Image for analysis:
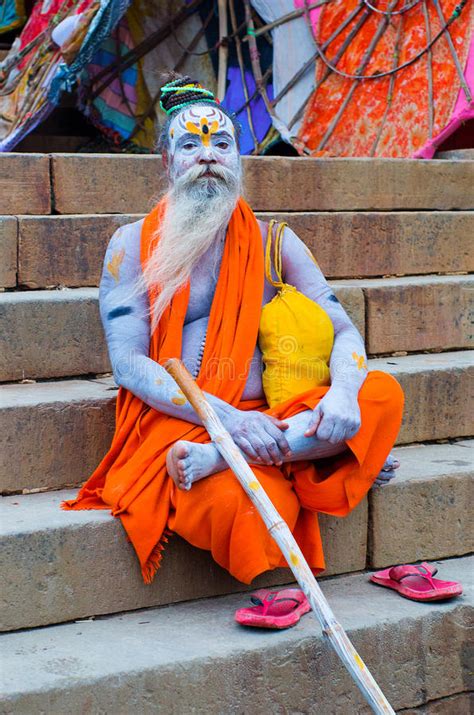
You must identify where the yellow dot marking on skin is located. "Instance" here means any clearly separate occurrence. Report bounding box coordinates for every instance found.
[248,480,260,491]
[352,352,368,371]
[185,117,220,147]
[107,248,125,283]
[354,654,365,670]
[171,396,187,405]
[290,551,299,567]
[171,389,187,405]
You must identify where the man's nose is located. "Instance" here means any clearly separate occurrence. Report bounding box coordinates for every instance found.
[198,146,217,163]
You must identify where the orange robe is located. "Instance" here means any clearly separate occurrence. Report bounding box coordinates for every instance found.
[63,197,404,584]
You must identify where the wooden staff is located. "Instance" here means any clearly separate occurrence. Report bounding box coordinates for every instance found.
[217,0,228,101]
[164,358,395,715]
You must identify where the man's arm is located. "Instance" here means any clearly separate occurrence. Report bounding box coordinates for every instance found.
[100,222,292,464]
[99,222,235,425]
[280,225,367,442]
[100,221,198,420]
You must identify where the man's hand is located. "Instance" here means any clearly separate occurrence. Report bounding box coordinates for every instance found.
[304,385,361,444]
[220,408,291,465]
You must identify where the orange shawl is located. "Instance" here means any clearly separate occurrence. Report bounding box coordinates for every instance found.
[63,196,268,581]
[64,195,404,583]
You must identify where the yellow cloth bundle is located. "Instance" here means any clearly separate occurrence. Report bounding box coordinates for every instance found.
[259,221,334,407]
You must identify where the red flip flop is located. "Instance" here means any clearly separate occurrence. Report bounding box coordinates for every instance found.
[234,588,311,629]
[370,562,463,602]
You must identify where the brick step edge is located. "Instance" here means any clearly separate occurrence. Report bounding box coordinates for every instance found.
[1,350,473,494]
[4,211,473,289]
[1,278,473,382]
[0,442,471,631]
[0,556,471,714]
[1,154,474,214]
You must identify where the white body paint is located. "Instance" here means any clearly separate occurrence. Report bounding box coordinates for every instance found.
[168,104,237,173]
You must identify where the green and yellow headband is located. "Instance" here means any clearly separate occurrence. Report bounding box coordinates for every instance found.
[159,77,218,116]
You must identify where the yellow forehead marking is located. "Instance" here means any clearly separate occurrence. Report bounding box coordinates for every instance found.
[185,117,220,147]
[107,248,125,283]
[352,352,367,371]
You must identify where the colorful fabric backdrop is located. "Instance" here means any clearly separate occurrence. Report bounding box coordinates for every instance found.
[296,0,473,158]
[0,0,129,151]
[0,0,26,34]
[0,0,472,156]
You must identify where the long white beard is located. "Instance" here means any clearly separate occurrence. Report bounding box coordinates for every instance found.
[138,161,242,334]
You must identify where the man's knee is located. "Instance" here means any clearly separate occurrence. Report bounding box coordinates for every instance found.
[191,469,245,513]
[201,466,300,529]
[362,370,404,409]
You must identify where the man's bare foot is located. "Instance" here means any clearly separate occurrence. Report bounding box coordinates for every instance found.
[166,440,225,491]
[166,410,350,491]
[373,453,400,487]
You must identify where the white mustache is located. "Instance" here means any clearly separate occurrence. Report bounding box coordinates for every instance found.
[173,162,237,188]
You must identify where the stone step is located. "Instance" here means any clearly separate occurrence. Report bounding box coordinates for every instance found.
[1,154,473,215]
[0,284,366,382]
[0,556,471,714]
[337,274,473,354]
[371,351,474,444]
[0,378,116,494]
[2,275,472,381]
[1,442,471,631]
[50,154,474,213]
[8,211,473,289]
[0,288,110,381]
[436,148,474,160]
[1,352,472,494]
[0,216,17,288]
[368,440,473,569]
[0,154,51,215]
[0,488,367,631]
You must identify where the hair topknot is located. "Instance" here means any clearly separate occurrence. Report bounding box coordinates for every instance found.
[156,72,242,154]
[159,73,218,116]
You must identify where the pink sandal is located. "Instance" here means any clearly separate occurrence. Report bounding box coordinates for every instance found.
[370,562,463,602]
[235,588,311,629]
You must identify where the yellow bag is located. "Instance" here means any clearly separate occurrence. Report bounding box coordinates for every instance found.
[258,220,334,407]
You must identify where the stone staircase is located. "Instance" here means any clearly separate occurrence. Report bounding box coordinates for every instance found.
[0,153,473,714]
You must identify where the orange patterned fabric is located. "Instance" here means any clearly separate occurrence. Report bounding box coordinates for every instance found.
[298,0,473,157]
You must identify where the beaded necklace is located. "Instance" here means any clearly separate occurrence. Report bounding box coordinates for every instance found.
[192,328,207,379]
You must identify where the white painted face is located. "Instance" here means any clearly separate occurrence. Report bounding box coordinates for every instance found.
[167,104,239,180]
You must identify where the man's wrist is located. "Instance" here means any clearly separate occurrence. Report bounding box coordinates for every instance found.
[328,380,361,400]
[207,395,237,425]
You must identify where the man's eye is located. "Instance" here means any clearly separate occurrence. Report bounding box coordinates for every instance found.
[217,141,229,149]
[183,143,195,150]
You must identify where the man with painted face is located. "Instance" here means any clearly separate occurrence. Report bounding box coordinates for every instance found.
[64,76,404,588]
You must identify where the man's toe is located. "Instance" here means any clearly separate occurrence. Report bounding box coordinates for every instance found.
[175,442,190,459]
